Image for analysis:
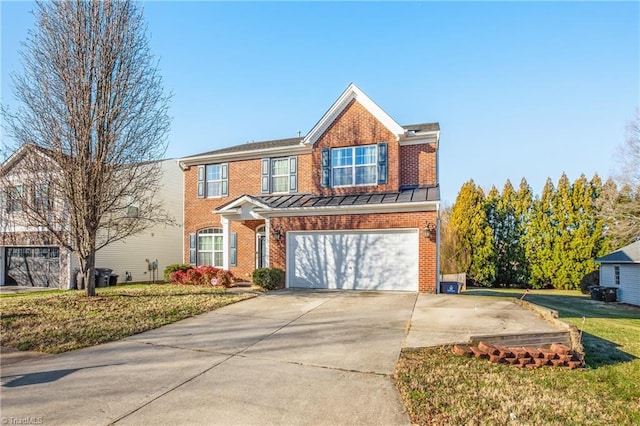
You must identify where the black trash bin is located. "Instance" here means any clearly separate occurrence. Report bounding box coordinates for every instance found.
[95,268,113,288]
[440,282,461,294]
[589,286,604,301]
[603,287,618,303]
[109,274,119,286]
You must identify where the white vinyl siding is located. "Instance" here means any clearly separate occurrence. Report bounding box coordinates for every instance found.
[600,263,640,306]
[94,160,183,284]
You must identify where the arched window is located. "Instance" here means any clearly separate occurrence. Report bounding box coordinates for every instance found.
[197,228,223,267]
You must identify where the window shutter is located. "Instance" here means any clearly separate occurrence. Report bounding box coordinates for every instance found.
[197,166,205,198]
[230,232,237,267]
[189,233,197,264]
[377,143,388,185]
[321,148,331,188]
[289,156,298,193]
[221,163,228,197]
[261,158,270,194]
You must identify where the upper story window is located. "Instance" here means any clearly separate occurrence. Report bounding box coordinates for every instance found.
[331,146,377,187]
[197,164,228,198]
[34,183,52,213]
[262,156,297,194]
[321,143,387,188]
[614,265,620,285]
[5,184,24,213]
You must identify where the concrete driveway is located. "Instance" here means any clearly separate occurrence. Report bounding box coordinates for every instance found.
[1,290,415,425]
[0,290,561,425]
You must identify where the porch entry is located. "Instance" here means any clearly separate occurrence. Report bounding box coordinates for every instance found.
[256,225,267,269]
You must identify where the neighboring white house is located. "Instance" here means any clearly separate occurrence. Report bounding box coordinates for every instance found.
[92,159,183,285]
[596,240,640,307]
[1,148,183,288]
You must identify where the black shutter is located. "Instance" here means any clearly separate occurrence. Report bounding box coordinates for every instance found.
[261,158,270,194]
[197,166,205,197]
[377,143,387,185]
[221,164,228,197]
[230,232,237,267]
[321,148,331,188]
[289,156,297,193]
[189,233,197,264]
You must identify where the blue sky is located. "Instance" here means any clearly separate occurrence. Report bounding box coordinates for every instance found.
[1,1,638,205]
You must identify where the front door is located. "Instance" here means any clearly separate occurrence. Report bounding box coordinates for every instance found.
[256,231,267,269]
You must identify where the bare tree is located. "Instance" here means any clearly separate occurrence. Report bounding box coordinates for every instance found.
[2,1,171,296]
[599,110,640,245]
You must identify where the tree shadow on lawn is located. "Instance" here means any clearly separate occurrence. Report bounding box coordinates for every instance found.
[581,332,637,368]
[464,288,640,320]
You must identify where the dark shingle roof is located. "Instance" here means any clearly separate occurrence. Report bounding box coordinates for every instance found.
[253,186,440,209]
[596,241,640,263]
[402,122,440,132]
[183,121,439,160]
[183,137,303,159]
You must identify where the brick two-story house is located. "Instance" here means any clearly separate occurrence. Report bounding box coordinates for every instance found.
[178,84,440,292]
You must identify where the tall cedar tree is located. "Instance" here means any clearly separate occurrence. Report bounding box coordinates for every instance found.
[525,178,555,287]
[514,178,533,284]
[2,1,171,296]
[449,180,495,285]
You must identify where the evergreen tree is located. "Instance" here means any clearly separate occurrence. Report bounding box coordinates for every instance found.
[514,178,533,285]
[449,180,496,285]
[526,178,555,288]
[549,173,575,289]
[495,180,522,286]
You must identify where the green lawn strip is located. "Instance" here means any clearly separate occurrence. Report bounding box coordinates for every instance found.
[395,289,640,425]
[0,284,255,354]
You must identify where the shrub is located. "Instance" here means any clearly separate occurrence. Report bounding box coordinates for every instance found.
[580,270,600,294]
[199,265,221,286]
[216,269,234,288]
[169,265,234,287]
[164,264,192,282]
[252,268,284,291]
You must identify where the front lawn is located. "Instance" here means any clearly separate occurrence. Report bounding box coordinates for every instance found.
[395,289,640,425]
[0,284,255,353]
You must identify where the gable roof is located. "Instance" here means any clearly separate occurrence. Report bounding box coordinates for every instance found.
[303,83,405,146]
[596,240,640,264]
[0,144,55,177]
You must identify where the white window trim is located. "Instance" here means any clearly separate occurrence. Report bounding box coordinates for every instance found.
[205,164,224,198]
[270,158,290,194]
[197,228,224,268]
[331,145,378,188]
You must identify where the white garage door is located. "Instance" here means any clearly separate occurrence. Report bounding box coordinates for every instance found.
[286,229,418,291]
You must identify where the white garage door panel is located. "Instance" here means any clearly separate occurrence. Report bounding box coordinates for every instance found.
[287,230,418,291]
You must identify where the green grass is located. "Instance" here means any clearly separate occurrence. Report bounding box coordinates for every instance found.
[395,288,640,425]
[0,284,255,353]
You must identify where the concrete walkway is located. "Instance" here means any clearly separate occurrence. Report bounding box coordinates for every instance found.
[0,290,562,425]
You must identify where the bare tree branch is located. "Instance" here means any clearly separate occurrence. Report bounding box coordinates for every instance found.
[1,0,171,296]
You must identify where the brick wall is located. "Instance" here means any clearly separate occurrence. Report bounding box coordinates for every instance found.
[268,211,438,293]
[312,99,400,195]
[399,143,437,187]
